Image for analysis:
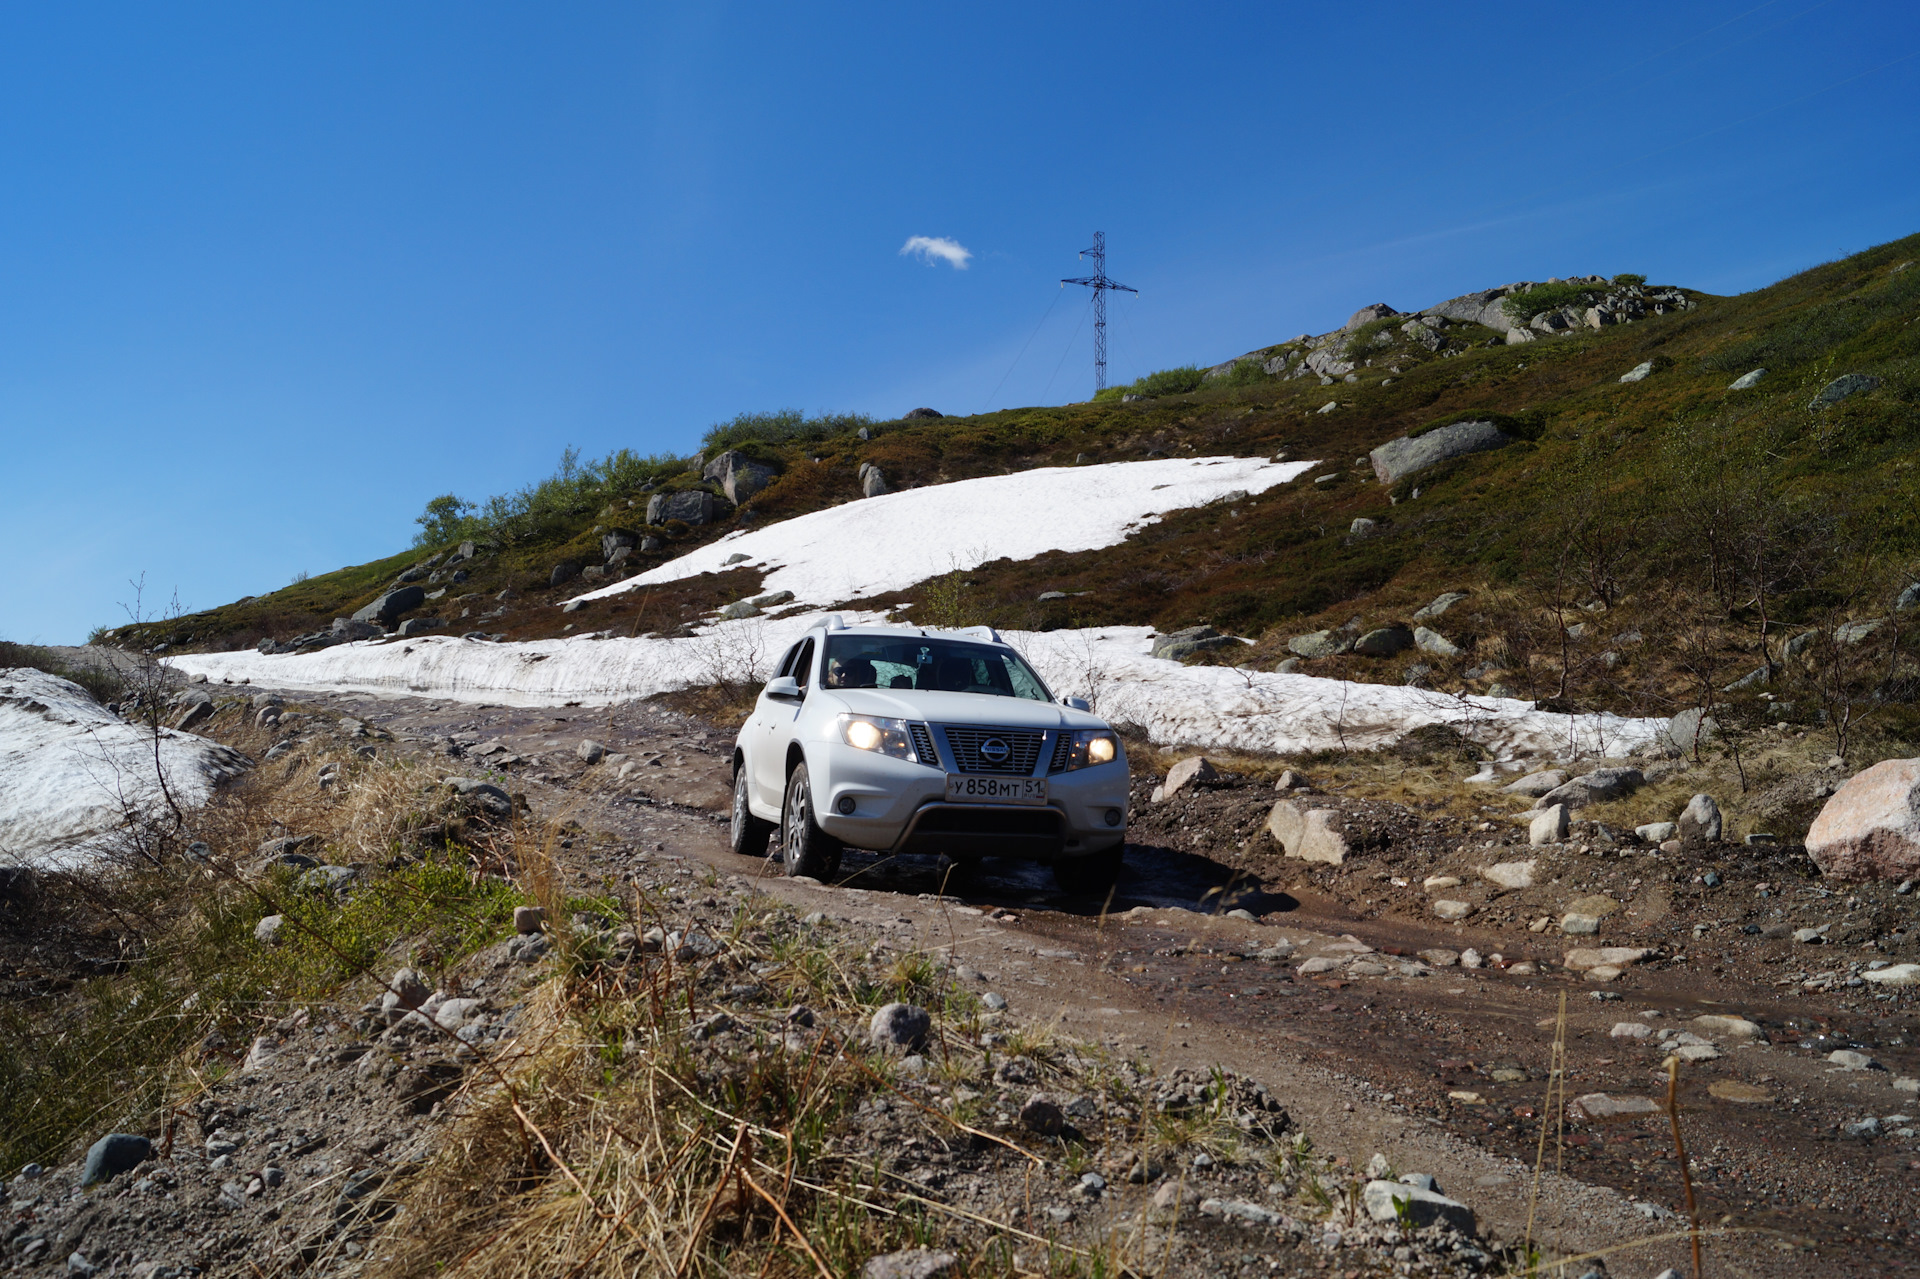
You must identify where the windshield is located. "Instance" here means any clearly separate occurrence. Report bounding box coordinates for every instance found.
[822,635,1053,702]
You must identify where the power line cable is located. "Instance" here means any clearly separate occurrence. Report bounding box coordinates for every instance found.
[1041,296,1092,403]
[979,287,1064,414]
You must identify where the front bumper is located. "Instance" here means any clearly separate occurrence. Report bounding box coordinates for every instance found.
[810,744,1127,860]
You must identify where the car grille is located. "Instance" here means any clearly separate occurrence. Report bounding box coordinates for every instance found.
[1048,731,1073,773]
[938,725,1044,775]
[908,722,938,767]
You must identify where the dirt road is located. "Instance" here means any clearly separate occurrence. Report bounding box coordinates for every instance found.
[242,679,1920,1278]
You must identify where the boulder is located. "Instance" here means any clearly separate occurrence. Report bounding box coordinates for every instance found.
[1349,517,1379,538]
[1534,767,1644,810]
[1362,1180,1475,1233]
[173,701,214,731]
[1805,758,1920,880]
[1837,620,1883,645]
[351,586,426,626]
[862,1250,957,1279]
[1152,626,1238,661]
[1345,303,1400,330]
[1862,963,1920,987]
[1636,822,1677,843]
[1411,591,1469,620]
[1287,629,1352,659]
[1413,626,1461,657]
[862,467,890,498]
[1809,373,1882,408]
[1352,624,1413,658]
[1155,756,1218,802]
[646,490,725,526]
[1432,900,1474,921]
[902,407,943,420]
[1368,420,1514,484]
[549,562,581,589]
[577,740,607,765]
[601,529,639,560]
[1504,770,1567,798]
[1662,708,1718,754]
[719,601,762,620]
[1530,804,1570,845]
[1422,287,1517,334]
[701,451,779,505]
[1569,1093,1660,1120]
[1619,362,1655,383]
[1693,1015,1763,1040]
[1678,794,1723,843]
[396,617,442,637]
[1266,800,1348,864]
[1728,368,1766,390]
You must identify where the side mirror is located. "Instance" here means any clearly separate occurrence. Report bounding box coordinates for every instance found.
[1062,696,1091,711]
[764,676,803,701]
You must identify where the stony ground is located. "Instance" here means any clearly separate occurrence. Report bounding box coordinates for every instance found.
[5,674,1919,1277]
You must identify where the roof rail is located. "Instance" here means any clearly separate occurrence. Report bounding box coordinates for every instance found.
[958,625,1004,643]
[823,613,846,632]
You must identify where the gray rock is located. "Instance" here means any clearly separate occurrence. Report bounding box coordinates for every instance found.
[1362,1179,1475,1233]
[513,905,546,935]
[173,701,214,731]
[1037,591,1067,601]
[861,467,890,498]
[1728,368,1766,390]
[1412,591,1468,620]
[81,1133,152,1187]
[903,407,943,419]
[300,864,358,895]
[1019,1093,1065,1135]
[646,490,726,526]
[1810,373,1882,408]
[1504,770,1567,798]
[1152,625,1238,661]
[577,740,606,765]
[352,586,427,626]
[600,529,638,560]
[1534,767,1644,810]
[1349,517,1379,538]
[448,777,514,816]
[1369,420,1514,484]
[701,451,779,505]
[1663,708,1719,754]
[640,535,664,551]
[549,562,581,589]
[1636,822,1677,842]
[396,617,443,637]
[1274,657,1301,673]
[254,914,285,944]
[752,590,796,608]
[1287,629,1352,659]
[862,1250,958,1279]
[1678,793,1723,843]
[1267,800,1348,864]
[1896,583,1920,612]
[1619,362,1655,383]
[1723,664,1772,691]
[1778,631,1815,665]
[380,967,430,1022]
[1837,619,1883,645]
[869,1002,931,1053]
[1530,804,1570,846]
[1352,624,1413,658]
[1345,302,1400,329]
[719,600,762,620]
[1156,756,1218,801]
[1413,626,1461,657]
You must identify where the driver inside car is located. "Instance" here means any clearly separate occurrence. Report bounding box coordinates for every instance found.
[824,655,878,688]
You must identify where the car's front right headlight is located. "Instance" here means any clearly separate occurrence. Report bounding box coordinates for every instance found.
[837,713,918,761]
[1059,729,1119,771]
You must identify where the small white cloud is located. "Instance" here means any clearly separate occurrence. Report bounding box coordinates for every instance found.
[899,235,972,270]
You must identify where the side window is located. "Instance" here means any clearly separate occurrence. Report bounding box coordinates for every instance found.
[775,643,802,679]
[793,640,815,689]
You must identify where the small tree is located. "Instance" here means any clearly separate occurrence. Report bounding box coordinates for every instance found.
[414,494,476,547]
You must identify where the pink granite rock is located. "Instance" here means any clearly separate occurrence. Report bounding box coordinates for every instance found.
[1806,758,1920,881]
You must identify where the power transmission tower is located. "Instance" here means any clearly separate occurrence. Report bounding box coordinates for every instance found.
[1061,231,1136,394]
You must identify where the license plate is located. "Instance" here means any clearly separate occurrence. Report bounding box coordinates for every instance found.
[945,774,1047,805]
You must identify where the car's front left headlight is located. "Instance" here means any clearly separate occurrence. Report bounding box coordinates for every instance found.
[1059,729,1119,771]
[837,713,918,761]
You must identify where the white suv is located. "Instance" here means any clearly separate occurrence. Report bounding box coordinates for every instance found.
[730,617,1130,892]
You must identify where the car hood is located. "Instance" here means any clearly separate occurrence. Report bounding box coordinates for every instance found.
[822,689,1109,731]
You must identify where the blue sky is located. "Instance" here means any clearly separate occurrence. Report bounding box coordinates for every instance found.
[3,2,1917,643]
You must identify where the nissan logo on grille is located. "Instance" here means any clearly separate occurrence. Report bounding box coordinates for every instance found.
[978,737,1011,765]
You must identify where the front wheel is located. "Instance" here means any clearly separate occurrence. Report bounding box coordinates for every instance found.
[730,764,773,859]
[781,762,842,880]
[1052,845,1123,895]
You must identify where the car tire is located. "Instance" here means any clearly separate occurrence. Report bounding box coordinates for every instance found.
[781,762,842,880]
[730,764,773,859]
[1052,845,1123,895]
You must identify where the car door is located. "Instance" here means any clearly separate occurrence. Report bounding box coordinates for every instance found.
[754,636,814,810]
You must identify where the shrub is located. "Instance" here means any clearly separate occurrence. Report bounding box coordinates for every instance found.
[413,446,692,548]
[1095,365,1208,401]
[700,409,877,453]
[1612,272,1647,287]
[0,640,126,704]
[1500,281,1601,324]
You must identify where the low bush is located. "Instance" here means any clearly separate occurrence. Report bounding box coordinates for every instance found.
[1499,281,1602,324]
[700,409,878,453]
[1094,365,1207,401]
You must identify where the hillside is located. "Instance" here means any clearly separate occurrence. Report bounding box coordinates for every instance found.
[114,233,1920,754]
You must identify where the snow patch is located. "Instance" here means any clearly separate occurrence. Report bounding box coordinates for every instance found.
[164,619,1664,762]
[569,454,1317,609]
[1,668,251,867]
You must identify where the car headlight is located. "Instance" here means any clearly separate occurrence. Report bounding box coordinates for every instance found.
[1060,729,1119,771]
[837,714,918,761]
